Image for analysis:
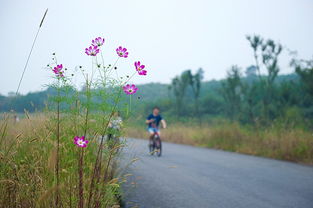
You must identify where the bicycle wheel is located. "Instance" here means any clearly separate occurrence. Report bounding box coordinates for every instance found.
[149,139,155,155]
[155,137,162,157]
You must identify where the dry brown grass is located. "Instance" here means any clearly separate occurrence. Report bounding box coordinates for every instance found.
[0,114,52,207]
[126,122,313,164]
[0,113,123,207]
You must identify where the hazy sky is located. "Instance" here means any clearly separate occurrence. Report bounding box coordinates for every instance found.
[0,0,312,95]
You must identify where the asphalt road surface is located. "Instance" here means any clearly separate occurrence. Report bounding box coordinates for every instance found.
[121,138,313,208]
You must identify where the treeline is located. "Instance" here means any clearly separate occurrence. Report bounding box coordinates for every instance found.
[1,35,313,128]
[135,35,313,127]
[0,90,49,112]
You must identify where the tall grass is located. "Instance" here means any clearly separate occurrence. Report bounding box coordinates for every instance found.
[126,121,313,164]
[1,36,145,207]
[0,113,125,207]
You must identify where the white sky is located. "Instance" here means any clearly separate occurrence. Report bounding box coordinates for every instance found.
[0,0,312,95]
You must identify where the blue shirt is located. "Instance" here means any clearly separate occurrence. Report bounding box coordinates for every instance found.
[147,114,163,128]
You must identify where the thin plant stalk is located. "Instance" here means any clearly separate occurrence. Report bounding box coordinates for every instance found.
[87,50,122,208]
[94,148,114,208]
[55,78,61,208]
[79,76,91,208]
[16,9,48,95]
[87,90,122,208]
[78,148,84,208]
[129,94,132,114]
[107,57,120,76]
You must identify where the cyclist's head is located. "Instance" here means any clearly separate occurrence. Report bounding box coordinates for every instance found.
[113,111,120,117]
[152,107,160,115]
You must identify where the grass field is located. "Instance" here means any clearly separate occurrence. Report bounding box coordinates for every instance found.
[126,121,313,165]
[0,113,125,207]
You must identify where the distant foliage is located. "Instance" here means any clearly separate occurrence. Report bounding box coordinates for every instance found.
[1,35,313,128]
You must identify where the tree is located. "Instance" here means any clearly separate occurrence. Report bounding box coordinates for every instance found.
[246,35,263,79]
[188,68,204,122]
[261,39,282,87]
[246,34,283,122]
[246,35,282,86]
[293,58,313,97]
[292,58,313,119]
[170,71,190,116]
[221,66,243,120]
[245,65,257,78]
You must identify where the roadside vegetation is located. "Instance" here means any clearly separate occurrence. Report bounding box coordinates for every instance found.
[0,36,146,207]
[126,120,313,164]
[0,113,124,207]
[126,34,313,165]
[1,36,312,208]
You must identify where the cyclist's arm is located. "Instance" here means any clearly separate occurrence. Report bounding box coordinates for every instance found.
[161,119,167,128]
[146,119,154,124]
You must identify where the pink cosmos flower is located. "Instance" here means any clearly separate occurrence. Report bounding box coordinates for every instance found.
[53,64,64,77]
[116,46,129,58]
[123,84,138,95]
[74,136,89,148]
[134,61,147,75]
[92,37,105,47]
[85,45,100,56]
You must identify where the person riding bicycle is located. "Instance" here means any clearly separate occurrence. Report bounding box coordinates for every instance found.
[146,107,167,143]
[107,111,123,147]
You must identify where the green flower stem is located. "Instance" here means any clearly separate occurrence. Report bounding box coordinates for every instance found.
[122,72,137,86]
[107,57,120,76]
[55,69,61,208]
[78,148,84,208]
[87,89,122,208]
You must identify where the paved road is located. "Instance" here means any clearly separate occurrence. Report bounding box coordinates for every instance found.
[120,138,313,208]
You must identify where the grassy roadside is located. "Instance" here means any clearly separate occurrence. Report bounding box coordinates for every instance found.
[126,121,313,165]
[0,114,124,207]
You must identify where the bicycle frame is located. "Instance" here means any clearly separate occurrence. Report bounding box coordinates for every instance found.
[149,130,162,156]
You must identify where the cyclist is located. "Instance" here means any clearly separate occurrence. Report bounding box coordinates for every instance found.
[146,107,167,143]
[107,111,123,147]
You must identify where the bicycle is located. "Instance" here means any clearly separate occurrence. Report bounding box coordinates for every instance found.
[149,130,162,157]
